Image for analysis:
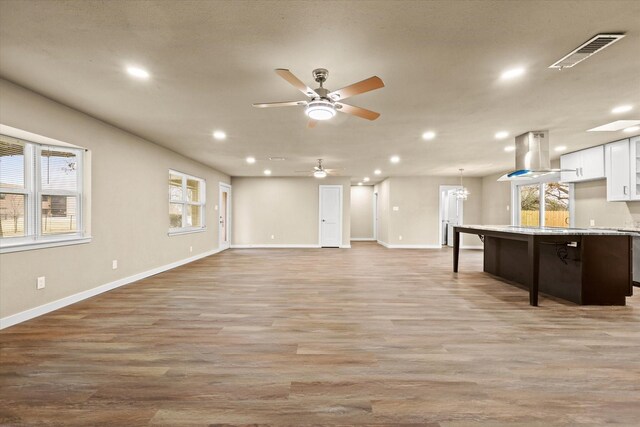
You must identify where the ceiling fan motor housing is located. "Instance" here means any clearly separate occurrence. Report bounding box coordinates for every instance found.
[312,68,329,84]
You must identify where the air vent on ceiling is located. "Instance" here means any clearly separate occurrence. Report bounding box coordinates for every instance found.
[549,33,625,69]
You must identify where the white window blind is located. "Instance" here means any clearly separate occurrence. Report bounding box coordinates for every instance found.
[0,134,84,244]
[168,170,205,233]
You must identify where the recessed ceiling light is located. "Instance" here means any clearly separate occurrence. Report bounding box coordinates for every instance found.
[588,120,640,132]
[624,126,640,133]
[504,146,515,152]
[363,177,370,182]
[612,105,633,114]
[126,66,150,79]
[495,131,509,139]
[263,169,271,176]
[268,157,286,161]
[500,67,525,80]
[390,155,400,164]
[374,169,381,175]
[555,146,567,152]
[422,131,436,140]
[358,182,363,186]
[246,156,256,164]
[213,130,226,140]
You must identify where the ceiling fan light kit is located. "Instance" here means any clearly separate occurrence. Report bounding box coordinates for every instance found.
[305,99,336,121]
[313,169,328,178]
[253,67,384,126]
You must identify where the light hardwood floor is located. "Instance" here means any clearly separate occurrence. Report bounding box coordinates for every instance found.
[1,242,639,425]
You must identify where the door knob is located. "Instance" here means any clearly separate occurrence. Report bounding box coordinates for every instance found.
[322,219,326,222]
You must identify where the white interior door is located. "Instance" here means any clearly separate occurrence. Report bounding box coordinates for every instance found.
[219,183,231,249]
[319,185,342,247]
[439,186,464,247]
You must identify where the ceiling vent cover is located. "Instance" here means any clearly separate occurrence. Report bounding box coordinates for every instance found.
[549,33,625,69]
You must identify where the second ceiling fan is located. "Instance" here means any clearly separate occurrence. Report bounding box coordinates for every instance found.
[253,68,384,128]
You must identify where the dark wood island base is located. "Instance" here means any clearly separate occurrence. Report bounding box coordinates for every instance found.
[454,226,633,306]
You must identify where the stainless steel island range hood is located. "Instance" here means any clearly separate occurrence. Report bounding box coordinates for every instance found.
[498,130,573,181]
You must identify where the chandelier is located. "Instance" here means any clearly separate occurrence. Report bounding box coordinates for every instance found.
[455,168,470,200]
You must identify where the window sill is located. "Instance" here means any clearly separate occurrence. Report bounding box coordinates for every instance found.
[168,227,207,237]
[0,236,92,254]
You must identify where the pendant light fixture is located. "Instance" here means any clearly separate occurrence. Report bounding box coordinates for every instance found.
[455,168,470,200]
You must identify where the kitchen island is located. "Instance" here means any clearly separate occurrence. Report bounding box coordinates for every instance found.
[453,225,634,306]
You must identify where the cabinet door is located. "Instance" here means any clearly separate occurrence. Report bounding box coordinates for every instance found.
[605,139,630,201]
[579,146,605,181]
[631,136,640,201]
[560,151,581,182]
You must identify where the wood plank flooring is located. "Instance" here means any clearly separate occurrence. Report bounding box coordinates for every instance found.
[1,242,639,426]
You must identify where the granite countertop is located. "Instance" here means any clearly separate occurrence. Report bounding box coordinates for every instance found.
[457,225,637,236]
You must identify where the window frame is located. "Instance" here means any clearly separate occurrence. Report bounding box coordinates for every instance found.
[168,169,206,236]
[510,175,575,228]
[0,133,88,253]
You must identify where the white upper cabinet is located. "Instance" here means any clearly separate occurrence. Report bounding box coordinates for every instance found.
[560,145,605,183]
[630,136,640,200]
[605,138,631,201]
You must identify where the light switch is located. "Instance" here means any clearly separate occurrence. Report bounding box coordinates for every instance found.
[393,206,399,211]
[112,260,118,270]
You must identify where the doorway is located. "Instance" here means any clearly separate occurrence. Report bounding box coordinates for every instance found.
[219,183,231,249]
[438,185,464,247]
[319,185,343,247]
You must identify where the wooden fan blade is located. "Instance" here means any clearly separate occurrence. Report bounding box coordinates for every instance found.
[253,100,307,108]
[275,69,319,98]
[328,76,384,101]
[307,119,318,128]
[336,103,381,120]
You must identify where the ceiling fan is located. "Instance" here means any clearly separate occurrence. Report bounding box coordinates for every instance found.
[295,159,339,178]
[253,68,384,128]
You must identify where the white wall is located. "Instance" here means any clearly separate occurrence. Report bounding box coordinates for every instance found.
[481,172,512,225]
[0,79,229,321]
[379,176,483,248]
[574,179,640,228]
[374,179,390,244]
[350,185,374,239]
[231,176,351,247]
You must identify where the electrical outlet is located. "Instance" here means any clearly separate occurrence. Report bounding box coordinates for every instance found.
[399,235,403,241]
[215,205,218,211]
[36,276,46,290]
[271,234,275,240]
[189,246,193,253]
[112,260,118,270]
[507,205,510,211]
[590,219,595,227]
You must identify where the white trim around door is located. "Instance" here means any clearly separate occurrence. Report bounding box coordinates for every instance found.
[318,185,343,248]
[218,182,232,250]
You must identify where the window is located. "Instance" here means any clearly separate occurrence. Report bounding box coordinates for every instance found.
[168,170,205,234]
[512,177,572,228]
[0,134,86,251]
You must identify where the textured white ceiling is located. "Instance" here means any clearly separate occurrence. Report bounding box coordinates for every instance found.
[1,0,639,183]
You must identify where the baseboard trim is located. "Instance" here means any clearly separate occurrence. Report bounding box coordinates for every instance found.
[230,244,321,249]
[350,238,375,241]
[0,247,226,330]
[230,244,352,249]
[385,244,442,249]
